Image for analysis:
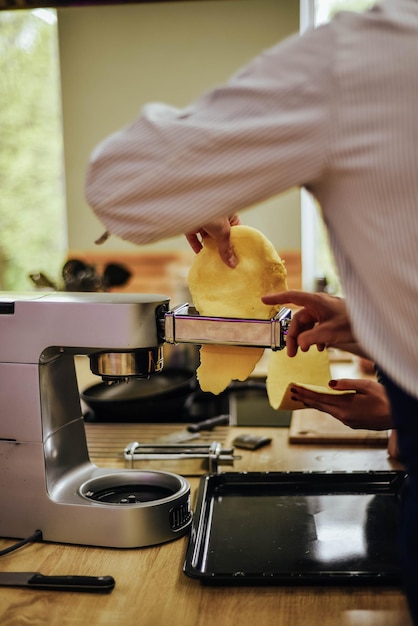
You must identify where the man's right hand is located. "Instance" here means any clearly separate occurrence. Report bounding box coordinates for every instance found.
[261,290,356,356]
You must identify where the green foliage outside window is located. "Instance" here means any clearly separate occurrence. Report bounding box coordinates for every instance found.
[0,9,66,290]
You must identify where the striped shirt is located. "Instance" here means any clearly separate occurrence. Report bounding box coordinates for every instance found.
[86,0,418,400]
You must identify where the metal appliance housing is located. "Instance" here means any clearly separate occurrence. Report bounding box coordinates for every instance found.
[0,292,190,548]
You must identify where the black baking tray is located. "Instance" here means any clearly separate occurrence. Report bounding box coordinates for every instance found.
[184,471,405,586]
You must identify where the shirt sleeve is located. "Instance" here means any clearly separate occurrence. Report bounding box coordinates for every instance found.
[85,25,333,246]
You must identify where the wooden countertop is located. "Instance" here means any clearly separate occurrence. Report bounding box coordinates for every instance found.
[0,423,411,626]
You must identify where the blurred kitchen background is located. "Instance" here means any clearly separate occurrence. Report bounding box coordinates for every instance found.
[0,0,373,299]
[0,0,377,430]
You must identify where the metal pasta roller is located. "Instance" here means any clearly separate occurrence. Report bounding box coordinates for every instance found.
[162,303,291,351]
[124,441,240,476]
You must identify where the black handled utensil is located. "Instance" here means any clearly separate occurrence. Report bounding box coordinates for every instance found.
[0,572,115,593]
[153,414,231,444]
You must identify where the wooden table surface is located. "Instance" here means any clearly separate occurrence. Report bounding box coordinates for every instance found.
[0,423,412,626]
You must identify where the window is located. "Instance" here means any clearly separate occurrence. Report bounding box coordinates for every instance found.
[300,0,376,293]
[0,8,67,290]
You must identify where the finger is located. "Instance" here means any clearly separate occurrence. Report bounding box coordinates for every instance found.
[297,330,323,352]
[285,310,318,354]
[229,214,240,226]
[291,386,346,409]
[290,384,327,403]
[212,224,237,268]
[296,324,338,352]
[285,336,299,357]
[287,309,317,338]
[217,238,238,268]
[329,378,362,392]
[203,220,238,268]
[262,290,318,307]
[185,232,203,254]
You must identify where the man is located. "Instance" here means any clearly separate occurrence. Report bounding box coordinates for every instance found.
[86,1,418,620]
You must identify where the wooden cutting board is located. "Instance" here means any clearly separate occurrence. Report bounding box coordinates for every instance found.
[289,408,388,446]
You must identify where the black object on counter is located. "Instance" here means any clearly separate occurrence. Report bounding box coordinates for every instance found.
[62,258,131,292]
[81,375,280,425]
[232,434,272,450]
[187,414,230,433]
[0,572,115,593]
[82,368,198,422]
[183,470,404,586]
[81,368,232,423]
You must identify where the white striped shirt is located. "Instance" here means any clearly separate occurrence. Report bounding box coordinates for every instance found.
[86,0,418,399]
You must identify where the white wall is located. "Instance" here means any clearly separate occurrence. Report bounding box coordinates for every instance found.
[58,0,300,253]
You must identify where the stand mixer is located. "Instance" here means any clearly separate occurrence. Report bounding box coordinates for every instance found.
[0,292,290,548]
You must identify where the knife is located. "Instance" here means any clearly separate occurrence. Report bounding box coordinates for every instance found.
[153,414,231,444]
[0,572,115,593]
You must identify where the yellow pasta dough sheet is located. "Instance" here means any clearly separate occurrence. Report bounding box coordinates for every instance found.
[267,347,355,410]
[187,225,287,395]
[187,223,356,407]
[196,345,265,396]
